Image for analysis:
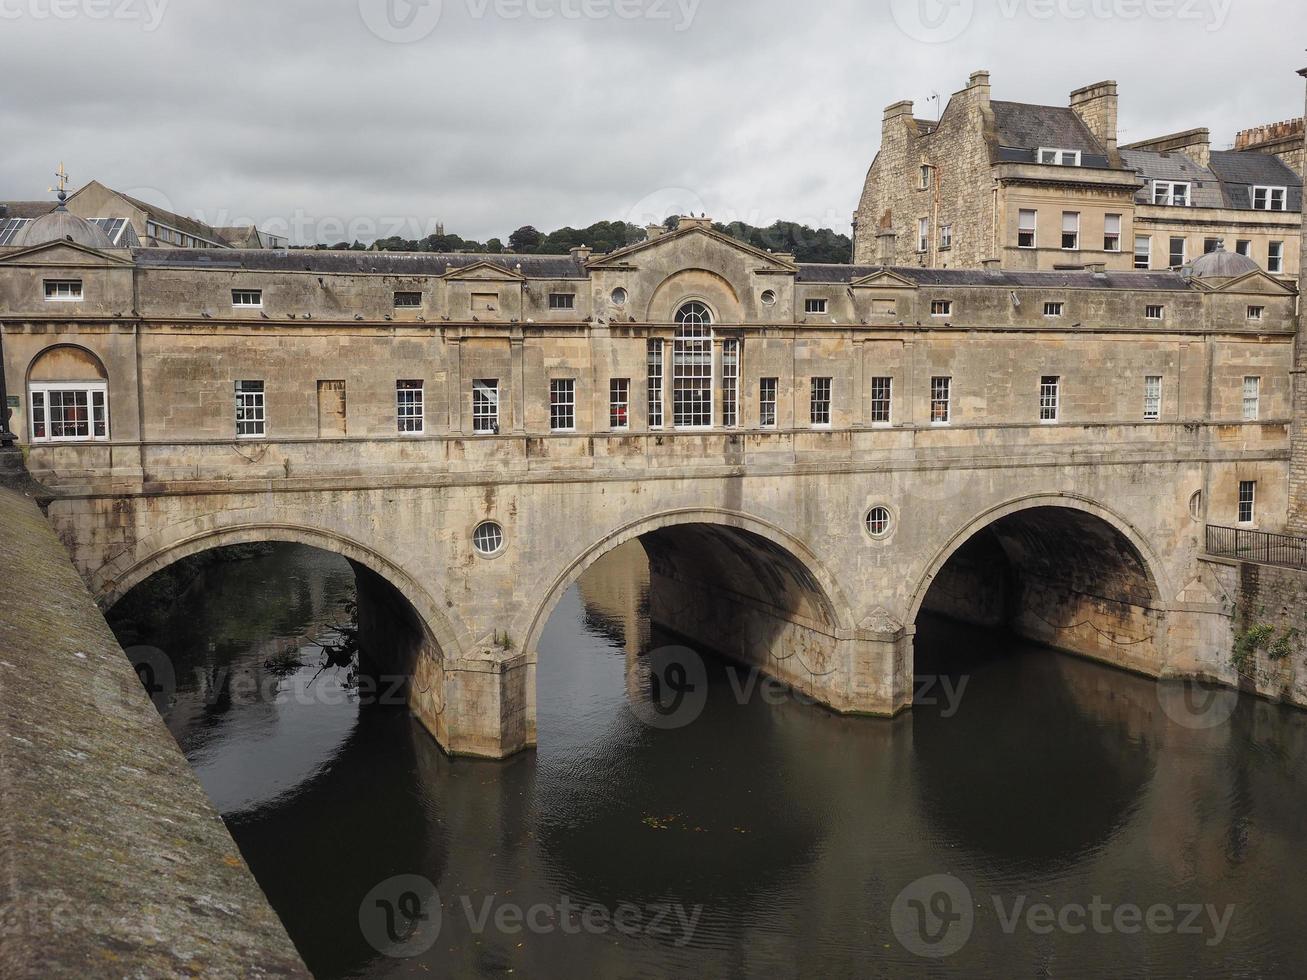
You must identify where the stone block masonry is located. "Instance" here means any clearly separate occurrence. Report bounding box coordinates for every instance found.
[0,478,308,979]
[1233,560,1307,706]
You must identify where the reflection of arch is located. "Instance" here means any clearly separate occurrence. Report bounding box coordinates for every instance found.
[909,493,1171,627]
[523,507,853,657]
[96,523,463,659]
[27,343,108,382]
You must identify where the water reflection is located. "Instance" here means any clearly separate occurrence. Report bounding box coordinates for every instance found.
[109,541,1307,978]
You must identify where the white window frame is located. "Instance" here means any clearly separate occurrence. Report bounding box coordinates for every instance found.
[1252,186,1288,211]
[931,299,952,317]
[810,377,832,428]
[930,376,951,425]
[396,380,424,434]
[1143,375,1162,421]
[1235,240,1252,257]
[1242,376,1261,422]
[759,377,778,428]
[28,380,109,443]
[646,340,664,430]
[870,376,893,426]
[917,217,929,254]
[1168,237,1187,269]
[805,298,828,315]
[722,339,740,428]
[1247,305,1265,322]
[232,289,263,308]
[1038,148,1082,166]
[673,303,714,429]
[548,293,576,311]
[43,279,84,302]
[919,164,932,190]
[1145,305,1166,321]
[1153,181,1192,207]
[1043,301,1064,318]
[1039,375,1060,424]
[1018,209,1037,249]
[939,223,953,249]
[472,379,499,435]
[609,378,630,430]
[1134,235,1152,270]
[549,378,576,432]
[235,380,265,439]
[1104,213,1122,252]
[1268,241,1285,274]
[1238,480,1257,525]
[1061,212,1080,251]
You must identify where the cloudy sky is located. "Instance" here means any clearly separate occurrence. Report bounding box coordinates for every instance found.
[1,0,1303,244]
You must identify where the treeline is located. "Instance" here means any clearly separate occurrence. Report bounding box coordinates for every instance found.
[309,218,852,264]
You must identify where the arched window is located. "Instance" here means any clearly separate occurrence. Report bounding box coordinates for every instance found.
[673,302,713,428]
[27,346,109,443]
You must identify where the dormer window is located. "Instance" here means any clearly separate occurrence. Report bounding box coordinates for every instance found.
[1152,181,1191,207]
[1038,148,1082,166]
[44,279,83,302]
[232,289,263,308]
[1252,186,1288,211]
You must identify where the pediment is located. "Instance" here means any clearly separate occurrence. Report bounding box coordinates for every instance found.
[442,260,526,282]
[0,239,133,267]
[589,225,798,274]
[850,268,918,289]
[1191,269,1298,296]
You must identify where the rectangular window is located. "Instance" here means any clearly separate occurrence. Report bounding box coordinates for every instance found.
[917,217,929,253]
[870,376,892,425]
[1038,148,1082,166]
[1018,209,1037,249]
[548,293,575,310]
[1134,235,1152,270]
[550,379,576,432]
[1144,375,1162,421]
[1040,376,1060,423]
[396,380,424,434]
[1252,186,1288,211]
[394,291,422,308]
[646,340,664,429]
[610,378,630,430]
[1239,480,1257,524]
[931,299,952,317]
[1104,214,1121,252]
[1247,305,1265,322]
[1243,376,1261,421]
[919,164,932,190]
[805,298,828,315]
[810,377,832,427]
[472,379,499,434]
[232,289,263,308]
[673,321,713,428]
[1061,212,1079,250]
[1236,240,1252,257]
[43,279,83,301]
[1204,238,1221,255]
[722,339,740,428]
[1268,241,1285,274]
[939,224,953,249]
[1169,237,1187,269]
[1153,181,1191,206]
[1044,301,1064,317]
[1145,305,1165,320]
[28,382,108,442]
[235,380,265,438]
[930,376,951,424]
[759,377,778,428]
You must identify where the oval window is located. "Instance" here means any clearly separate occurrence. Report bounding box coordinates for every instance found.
[473,521,505,557]
[611,287,628,306]
[865,507,893,539]
[761,290,777,306]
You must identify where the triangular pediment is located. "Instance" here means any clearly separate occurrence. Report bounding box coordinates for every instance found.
[0,239,133,267]
[850,268,919,289]
[442,260,526,282]
[1193,269,1298,296]
[589,224,798,273]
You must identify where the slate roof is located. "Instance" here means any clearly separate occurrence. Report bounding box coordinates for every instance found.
[796,264,1193,291]
[0,201,56,219]
[1120,149,1225,208]
[1208,150,1303,211]
[115,192,232,244]
[132,248,591,278]
[990,101,1116,169]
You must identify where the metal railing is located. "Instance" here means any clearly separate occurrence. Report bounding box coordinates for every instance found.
[1207,525,1307,571]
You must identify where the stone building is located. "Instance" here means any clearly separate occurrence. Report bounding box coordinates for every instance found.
[1237,117,1306,177]
[853,71,1302,279]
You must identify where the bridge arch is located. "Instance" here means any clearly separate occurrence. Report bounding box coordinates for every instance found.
[908,493,1173,675]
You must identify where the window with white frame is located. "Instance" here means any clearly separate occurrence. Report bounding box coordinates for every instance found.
[1236,240,1252,257]
[1039,376,1060,423]
[232,289,263,308]
[1018,209,1037,249]
[722,339,740,427]
[1038,148,1082,166]
[1268,241,1285,274]
[930,376,951,424]
[235,380,265,438]
[1104,214,1122,252]
[1247,305,1265,322]
[1145,305,1165,320]
[610,378,630,430]
[759,377,778,428]
[1243,376,1261,421]
[1153,181,1191,206]
[1044,301,1064,317]
[1204,238,1221,255]
[870,376,892,425]
[1144,375,1162,421]
[550,379,576,432]
[1061,212,1080,250]
[931,299,952,317]
[917,217,929,253]
[647,340,664,429]
[919,164,932,190]
[939,223,953,249]
[1238,480,1257,524]
[549,293,576,310]
[472,379,499,434]
[810,377,832,427]
[673,302,713,428]
[28,381,108,442]
[1134,235,1151,270]
[394,291,422,308]
[43,279,83,302]
[396,380,424,434]
[1169,237,1187,269]
[1252,186,1288,211]
[805,298,828,315]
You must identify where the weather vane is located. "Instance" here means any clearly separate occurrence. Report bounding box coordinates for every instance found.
[49,162,70,204]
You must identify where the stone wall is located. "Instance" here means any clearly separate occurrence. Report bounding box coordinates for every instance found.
[1233,560,1307,705]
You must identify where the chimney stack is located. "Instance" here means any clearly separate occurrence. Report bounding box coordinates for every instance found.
[968,70,992,109]
[1070,80,1119,155]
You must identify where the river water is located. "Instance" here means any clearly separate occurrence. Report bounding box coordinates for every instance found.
[110,542,1307,979]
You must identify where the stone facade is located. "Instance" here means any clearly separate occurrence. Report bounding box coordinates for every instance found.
[1236,118,1306,178]
[0,217,1298,757]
